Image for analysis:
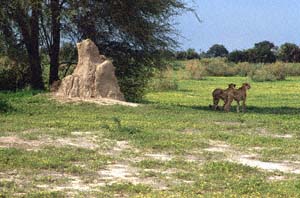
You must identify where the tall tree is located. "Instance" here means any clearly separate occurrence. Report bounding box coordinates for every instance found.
[278,43,300,62]
[40,0,63,85]
[227,50,248,63]
[1,0,188,99]
[63,0,188,101]
[206,44,229,58]
[251,41,276,63]
[186,48,200,59]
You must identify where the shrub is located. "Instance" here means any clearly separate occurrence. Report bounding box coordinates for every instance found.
[0,66,17,90]
[0,98,14,113]
[266,62,286,80]
[148,78,178,91]
[148,67,178,91]
[169,61,185,71]
[251,69,277,82]
[149,58,295,86]
[0,56,30,91]
[285,63,300,76]
[203,58,238,76]
[185,60,206,80]
[250,62,286,82]
[118,64,153,102]
[236,62,254,76]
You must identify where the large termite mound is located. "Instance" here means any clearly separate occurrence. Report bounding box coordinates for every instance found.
[56,39,124,101]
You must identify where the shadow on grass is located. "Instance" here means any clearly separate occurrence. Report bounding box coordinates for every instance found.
[189,105,300,115]
[244,106,300,115]
[0,90,44,113]
[142,99,300,115]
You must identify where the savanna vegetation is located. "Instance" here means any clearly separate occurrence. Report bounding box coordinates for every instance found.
[1,76,300,197]
[148,58,300,92]
[175,41,300,64]
[2,0,300,197]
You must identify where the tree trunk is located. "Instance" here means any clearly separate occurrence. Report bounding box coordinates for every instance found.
[49,0,61,86]
[15,1,44,90]
[30,2,44,90]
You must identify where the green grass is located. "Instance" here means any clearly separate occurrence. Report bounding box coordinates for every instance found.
[1,76,300,197]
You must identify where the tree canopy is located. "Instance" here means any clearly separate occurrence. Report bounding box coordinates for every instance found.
[206,44,229,58]
[278,43,300,63]
[227,41,278,63]
[0,0,188,100]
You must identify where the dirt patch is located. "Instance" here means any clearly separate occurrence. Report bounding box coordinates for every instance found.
[144,153,173,161]
[205,140,300,174]
[52,94,139,107]
[0,170,101,194]
[52,176,97,192]
[0,135,99,150]
[98,163,138,182]
[98,141,170,189]
[143,168,178,175]
[104,140,136,157]
[214,121,245,126]
[56,137,98,150]
[204,140,231,153]
[184,154,203,162]
[248,146,265,151]
[232,154,300,174]
[71,131,93,136]
[267,175,287,181]
[0,137,184,193]
[181,128,201,134]
[0,170,22,184]
[34,172,102,193]
[272,134,293,139]
[0,136,45,150]
[256,128,293,139]
[113,141,131,153]
[98,162,168,190]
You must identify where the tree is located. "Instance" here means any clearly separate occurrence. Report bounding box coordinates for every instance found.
[64,0,188,101]
[175,51,187,60]
[186,48,200,59]
[1,0,65,88]
[254,40,275,50]
[227,41,277,63]
[0,0,44,89]
[245,48,257,63]
[278,43,300,62]
[250,41,276,63]
[227,50,247,63]
[206,44,229,58]
[0,27,6,55]
[1,0,188,98]
[40,0,63,85]
[227,50,248,63]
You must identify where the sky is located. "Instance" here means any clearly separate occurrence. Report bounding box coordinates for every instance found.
[175,0,300,52]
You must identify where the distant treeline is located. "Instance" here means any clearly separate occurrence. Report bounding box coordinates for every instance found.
[173,41,300,63]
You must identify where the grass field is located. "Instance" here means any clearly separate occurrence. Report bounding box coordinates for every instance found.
[1,76,300,197]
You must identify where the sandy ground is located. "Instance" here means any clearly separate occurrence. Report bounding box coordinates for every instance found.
[0,131,298,195]
[51,94,139,107]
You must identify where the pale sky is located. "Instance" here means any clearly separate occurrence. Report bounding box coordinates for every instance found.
[175,0,300,52]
